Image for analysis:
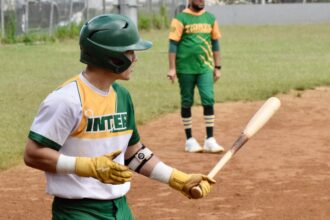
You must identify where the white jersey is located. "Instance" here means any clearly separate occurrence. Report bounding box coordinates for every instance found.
[29,73,140,199]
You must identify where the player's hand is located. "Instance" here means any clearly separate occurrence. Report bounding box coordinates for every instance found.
[214,69,221,82]
[169,169,216,199]
[75,150,132,184]
[167,69,177,83]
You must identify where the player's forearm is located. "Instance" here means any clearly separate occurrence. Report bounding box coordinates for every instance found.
[24,139,59,173]
[125,143,200,186]
[125,142,173,183]
[168,39,178,70]
[125,142,215,199]
[25,141,132,184]
[213,51,221,67]
[212,39,221,67]
[169,53,176,70]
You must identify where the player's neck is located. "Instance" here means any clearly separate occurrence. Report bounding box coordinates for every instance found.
[189,5,204,13]
[187,7,205,15]
[83,67,116,92]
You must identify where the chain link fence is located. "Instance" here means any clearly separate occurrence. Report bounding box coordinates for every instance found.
[1,0,329,39]
[0,0,184,38]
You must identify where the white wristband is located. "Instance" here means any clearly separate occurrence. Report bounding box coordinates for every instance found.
[149,162,173,184]
[56,154,76,174]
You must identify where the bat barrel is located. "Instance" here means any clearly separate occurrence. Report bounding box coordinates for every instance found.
[243,97,281,138]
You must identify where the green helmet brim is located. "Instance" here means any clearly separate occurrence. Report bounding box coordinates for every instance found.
[102,39,153,52]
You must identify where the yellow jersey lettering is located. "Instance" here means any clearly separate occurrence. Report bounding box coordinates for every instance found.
[185,24,212,34]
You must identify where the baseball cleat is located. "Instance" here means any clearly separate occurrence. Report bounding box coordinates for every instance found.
[203,137,224,153]
[185,137,203,153]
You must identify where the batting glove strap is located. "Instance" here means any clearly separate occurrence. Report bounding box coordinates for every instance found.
[169,169,190,191]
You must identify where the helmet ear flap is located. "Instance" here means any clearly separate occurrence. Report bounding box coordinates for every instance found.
[107,53,132,74]
[80,41,132,74]
[108,57,125,66]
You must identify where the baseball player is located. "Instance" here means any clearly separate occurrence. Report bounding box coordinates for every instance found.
[23,14,215,219]
[167,0,224,153]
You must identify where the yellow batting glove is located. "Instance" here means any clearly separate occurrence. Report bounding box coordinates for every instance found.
[169,169,216,199]
[75,150,132,184]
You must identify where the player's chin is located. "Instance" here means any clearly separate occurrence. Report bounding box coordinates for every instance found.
[119,76,131,81]
[118,71,132,81]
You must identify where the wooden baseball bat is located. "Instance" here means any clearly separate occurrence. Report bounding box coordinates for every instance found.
[191,97,281,199]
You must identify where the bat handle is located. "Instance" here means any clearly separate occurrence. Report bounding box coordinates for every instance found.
[190,185,204,199]
[190,135,248,199]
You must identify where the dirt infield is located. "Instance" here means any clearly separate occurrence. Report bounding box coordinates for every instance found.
[1,87,329,220]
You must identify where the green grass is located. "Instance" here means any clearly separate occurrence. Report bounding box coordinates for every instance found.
[219,24,330,101]
[0,23,330,170]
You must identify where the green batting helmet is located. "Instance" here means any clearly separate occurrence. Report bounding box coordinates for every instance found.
[79,14,152,73]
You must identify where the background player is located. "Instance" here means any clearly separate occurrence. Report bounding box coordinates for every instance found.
[167,0,224,153]
[24,14,215,219]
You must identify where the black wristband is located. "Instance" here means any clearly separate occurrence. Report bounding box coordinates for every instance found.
[215,65,222,70]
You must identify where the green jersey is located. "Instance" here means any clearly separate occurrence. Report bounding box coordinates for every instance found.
[169,8,221,74]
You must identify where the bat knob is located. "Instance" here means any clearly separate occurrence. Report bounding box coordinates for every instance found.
[190,186,203,199]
